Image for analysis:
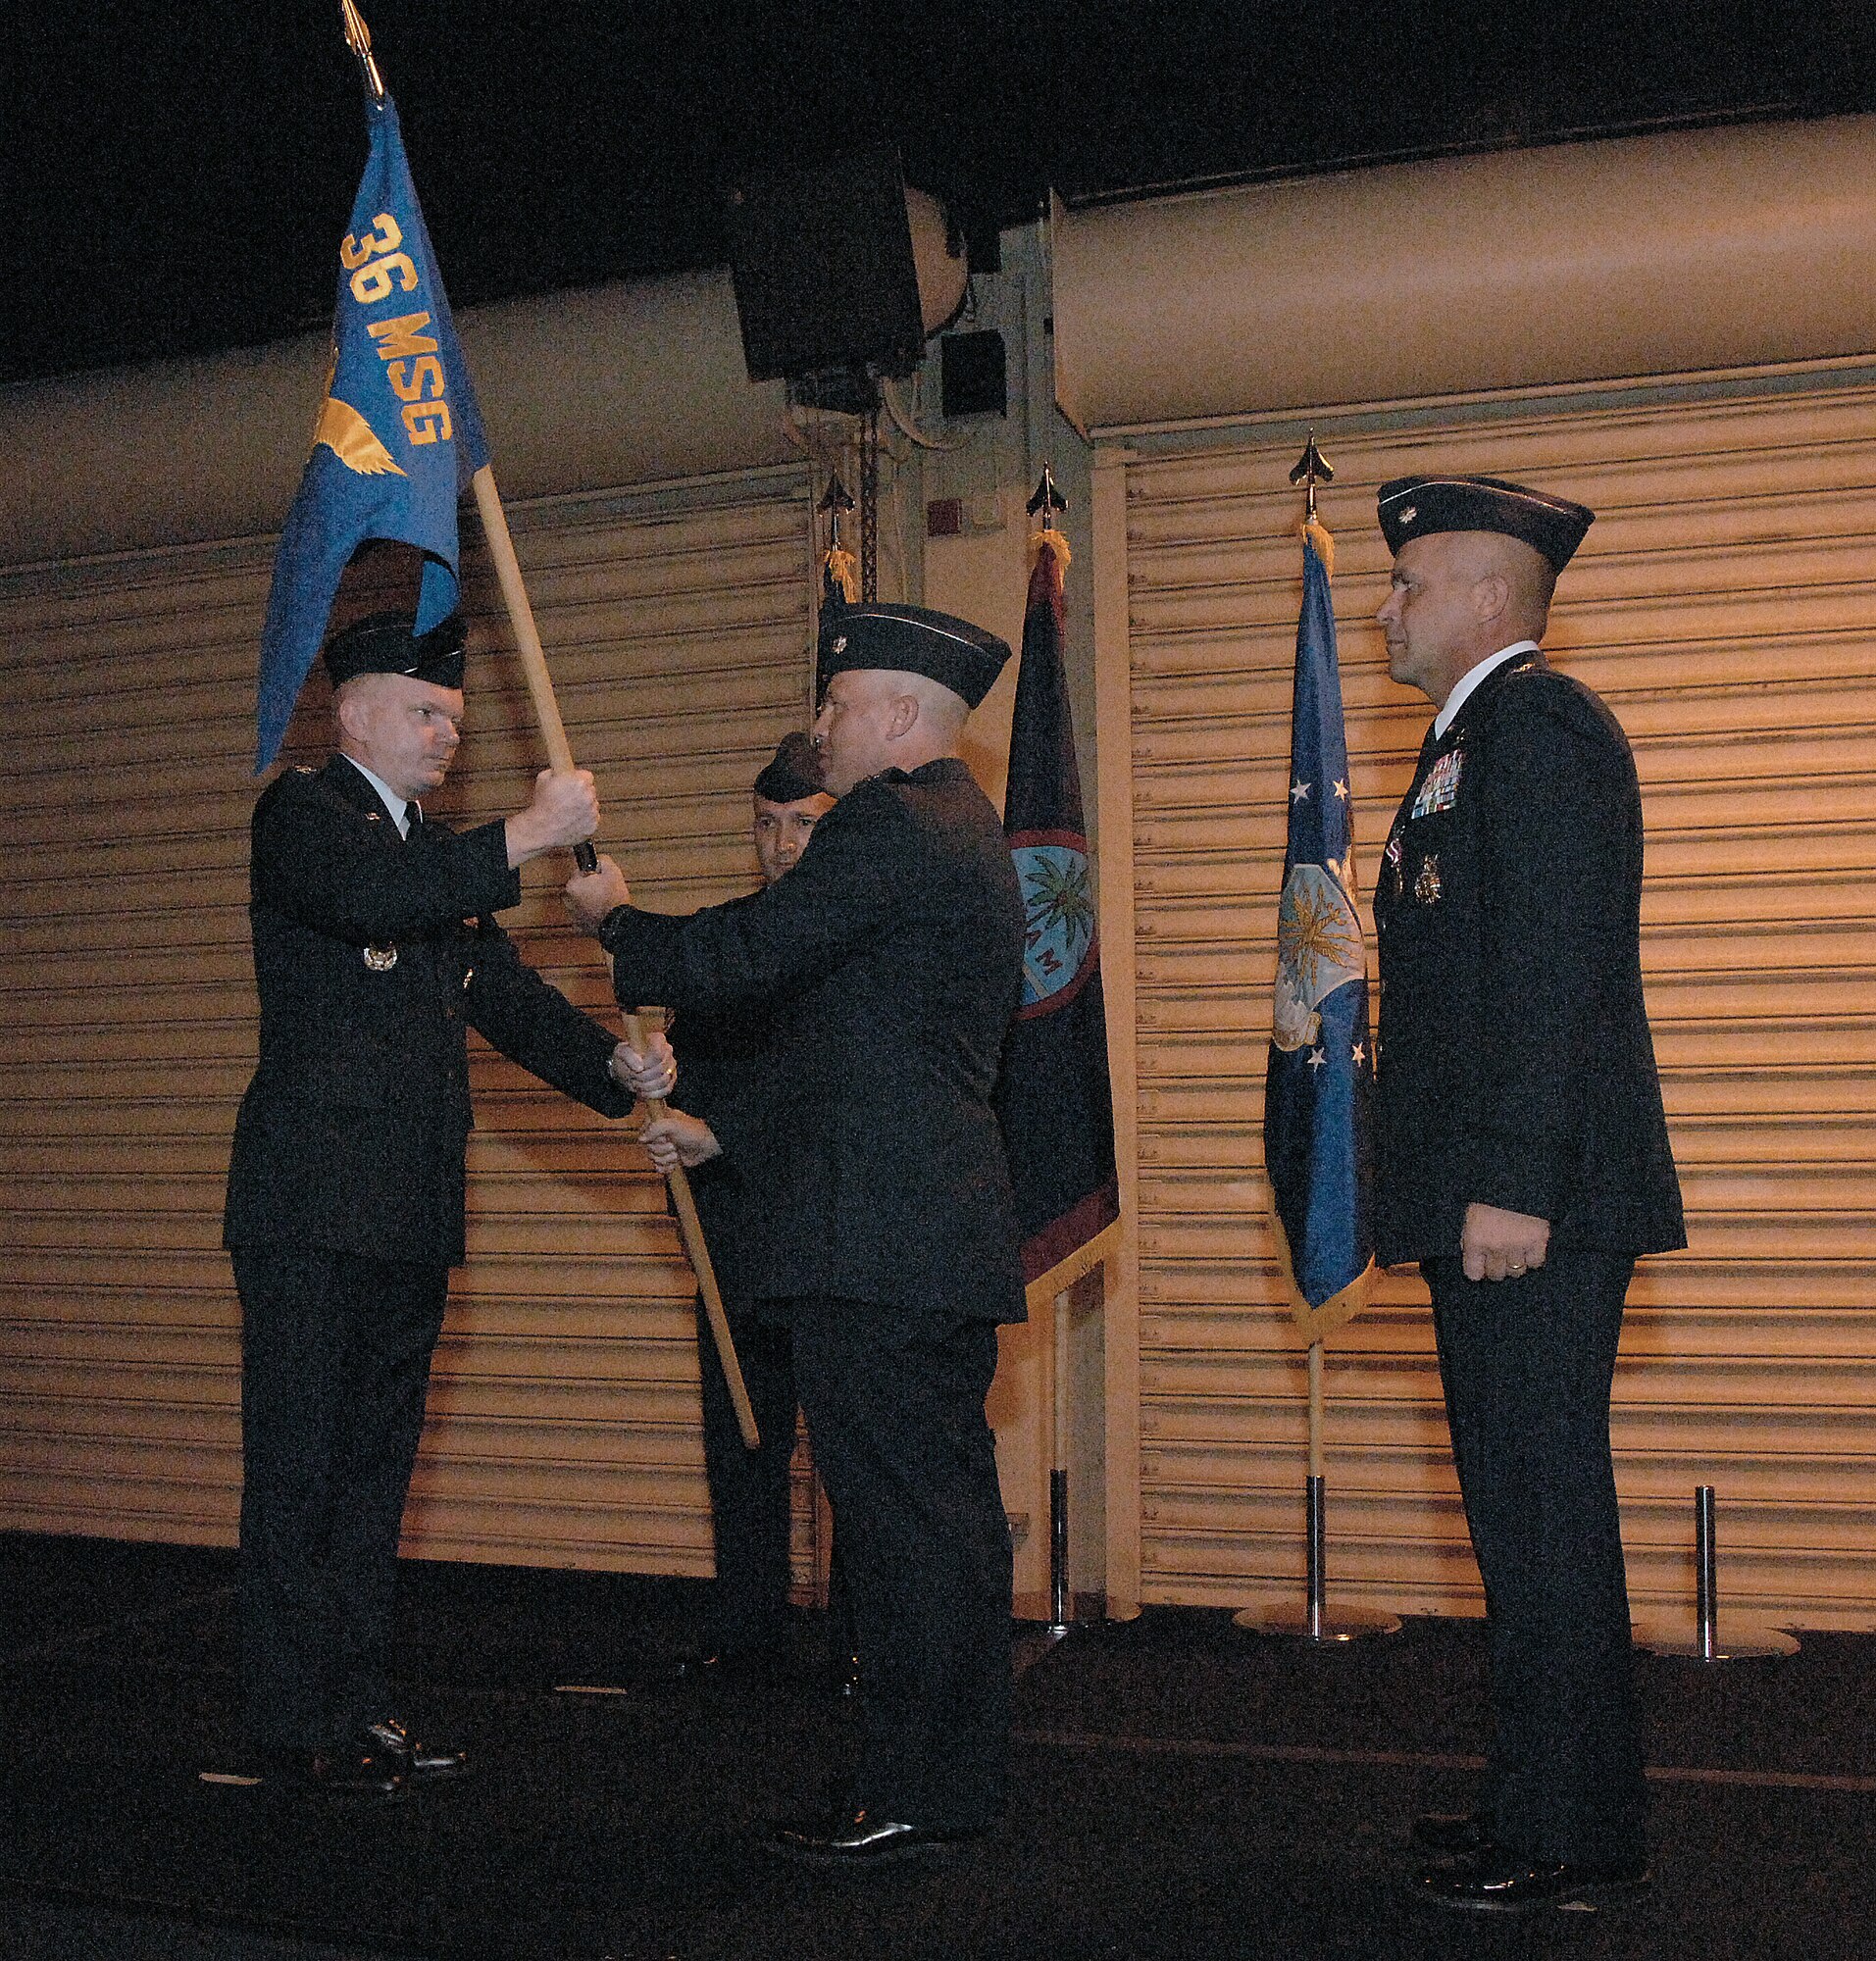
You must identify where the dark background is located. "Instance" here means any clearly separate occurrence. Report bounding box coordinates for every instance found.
[7,0,1875,385]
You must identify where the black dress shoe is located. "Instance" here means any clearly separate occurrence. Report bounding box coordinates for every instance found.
[1411,1810,1491,1852]
[293,1744,406,1797]
[1411,1842,1649,1914]
[663,1644,787,1687]
[362,1718,468,1782]
[762,1806,989,1868]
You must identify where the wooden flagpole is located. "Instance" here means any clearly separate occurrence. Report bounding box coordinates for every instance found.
[470,464,760,1449]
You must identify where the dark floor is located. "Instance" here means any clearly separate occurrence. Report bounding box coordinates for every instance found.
[2,1534,1871,1960]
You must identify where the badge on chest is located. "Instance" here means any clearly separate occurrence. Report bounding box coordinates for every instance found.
[1383,830,1445,908]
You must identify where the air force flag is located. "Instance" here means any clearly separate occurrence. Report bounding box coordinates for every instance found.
[1262,524,1376,1339]
[254,94,488,770]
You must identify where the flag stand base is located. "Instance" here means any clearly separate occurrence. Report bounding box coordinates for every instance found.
[1637,1622,1798,1662]
[1233,1602,1401,1642]
[1233,1475,1400,1642]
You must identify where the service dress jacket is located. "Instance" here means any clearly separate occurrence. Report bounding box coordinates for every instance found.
[600,757,1027,1327]
[224,757,629,1267]
[1371,651,1685,1266]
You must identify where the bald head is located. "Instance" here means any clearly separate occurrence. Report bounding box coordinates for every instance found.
[1376,528,1557,707]
[812,667,972,795]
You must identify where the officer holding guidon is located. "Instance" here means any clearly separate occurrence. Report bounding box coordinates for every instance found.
[223,608,660,1796]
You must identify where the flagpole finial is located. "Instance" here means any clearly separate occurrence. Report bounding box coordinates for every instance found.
[1028,467,1068,527]
[1289,431,1335,525]
[339,0,387,102]
[818,472,854,547]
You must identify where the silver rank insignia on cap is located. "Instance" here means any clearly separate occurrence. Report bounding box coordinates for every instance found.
[1413,855,1443,905]
[1399,506,1417,523]
[363,944,398,972]
[832,634,847,653]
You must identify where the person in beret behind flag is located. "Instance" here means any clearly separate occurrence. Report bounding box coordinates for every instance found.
[221,605,661,1797]
[566,604,1026,1867]
[1370,476,1685,1914]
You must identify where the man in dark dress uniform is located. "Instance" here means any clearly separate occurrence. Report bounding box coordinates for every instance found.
[566,604,1025,1866]
[634,733,836,1677]
[1370,477,1686,1913]
[223,609,646,1795]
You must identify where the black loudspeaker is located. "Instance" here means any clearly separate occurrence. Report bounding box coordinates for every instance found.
[940,330,1007,418]
[726,148,927,383]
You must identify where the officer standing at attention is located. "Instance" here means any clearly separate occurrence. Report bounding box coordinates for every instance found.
[223,609,654,1796]
[565,604,1025,1867]
[635,732,836,1681]
[1370,477,1685,1913]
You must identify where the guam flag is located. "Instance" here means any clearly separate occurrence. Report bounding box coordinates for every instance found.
[1262,522,1375,1340]
[254,93,488,770]
[993,530,1120,1301]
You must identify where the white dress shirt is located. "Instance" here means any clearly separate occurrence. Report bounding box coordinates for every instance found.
[340,754,416,837]
[1434,639,1540,739]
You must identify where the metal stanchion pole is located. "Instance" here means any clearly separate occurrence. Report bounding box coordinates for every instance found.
[1236,1342,1398,1641]
[1303,1473,1327,1638]
[1638,1484,1798,1660]
[1047,1284,1074,1636]
[1049,1468,1071,1634]
[1695,1484,1719,1662]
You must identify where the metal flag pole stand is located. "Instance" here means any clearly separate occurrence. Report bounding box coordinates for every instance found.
[1235,1341,1399,1641]
[1637,1485,1798,1660]
[1047,1283,1074,1637]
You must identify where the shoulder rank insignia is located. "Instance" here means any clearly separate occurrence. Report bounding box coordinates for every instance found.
[1411,747,1464,819]
[363,944,398,972]
[1413,855,1443,905]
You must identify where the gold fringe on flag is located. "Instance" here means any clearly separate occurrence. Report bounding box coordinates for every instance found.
[1302,516,1335,578]
[822,545,859,604]
[1031,527,1072,578]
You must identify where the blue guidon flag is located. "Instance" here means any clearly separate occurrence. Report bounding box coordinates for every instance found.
[992,530,1120,1301]
[254,92,488,770]
[1262,521,1377,1339]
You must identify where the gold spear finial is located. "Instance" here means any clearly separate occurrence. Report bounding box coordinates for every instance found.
[339,0,387,102]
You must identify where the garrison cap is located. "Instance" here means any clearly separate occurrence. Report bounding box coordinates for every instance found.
[1377,475,1595,572]
[324,610,468,690]
[753,730,827,804]
[817,602,1012,710]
